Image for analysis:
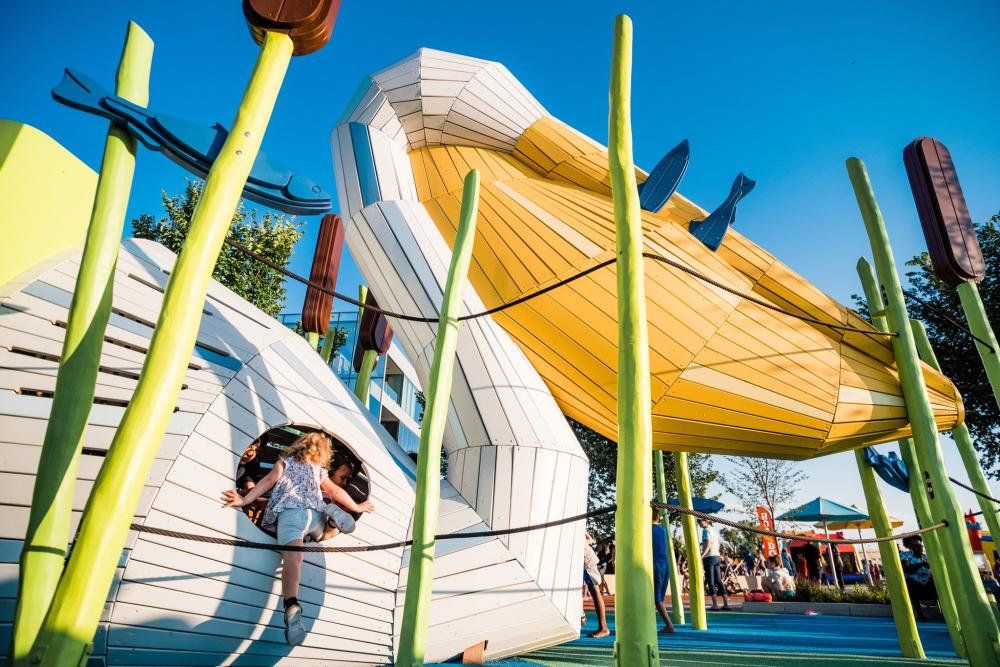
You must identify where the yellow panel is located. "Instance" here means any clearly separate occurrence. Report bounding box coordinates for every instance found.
[402,115,964,460]
[0,121,97,288]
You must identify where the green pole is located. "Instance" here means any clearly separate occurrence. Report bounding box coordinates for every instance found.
[319,325,336,363]
[354,349,378,405]
[609,15,658,666]
[306,330,320,349]
[957,281,1000,411]
[396,169,479,667]
[675,451,706,630]
[848,157,1000,666]
[911,318,1000,555]
[31,32,294,667]
[852,449,924,658]
[654,451,684,625]
[10,23,152,666]
[858,258,966,657]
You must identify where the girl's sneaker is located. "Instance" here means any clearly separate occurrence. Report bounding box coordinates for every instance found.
[284,604,306,645]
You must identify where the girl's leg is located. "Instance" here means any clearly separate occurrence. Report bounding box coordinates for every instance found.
[281,540,305,601]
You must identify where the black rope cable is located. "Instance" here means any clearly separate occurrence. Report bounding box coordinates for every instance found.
[903,290,996,354]
[128,505,615,553]
[950,476,1000,506]
[225,239,894,338]
[655,501,947,545]
[127,500,947,553]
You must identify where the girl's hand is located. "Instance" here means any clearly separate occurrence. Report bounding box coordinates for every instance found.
[359,500,375,513]
[221,489,245,508]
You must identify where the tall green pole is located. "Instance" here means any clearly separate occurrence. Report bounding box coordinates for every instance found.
[306,331,320,349]
[675,452,706,630]
[396,169,479,667]
[851,450,924,658]
[957,281,1000,411]
[911,318,1000,555]
[608,15,658,666]
[858,258,966,657]
[10,23,152,666]
[320,325,336,363]
[31,32,294,667]
[849,158,1000,666]
[654,451,684,625]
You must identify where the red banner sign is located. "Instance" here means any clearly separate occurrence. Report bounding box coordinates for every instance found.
[756,506,779,558]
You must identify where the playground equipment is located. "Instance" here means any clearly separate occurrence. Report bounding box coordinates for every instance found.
[333,53,963,462]
[2,6,997,666]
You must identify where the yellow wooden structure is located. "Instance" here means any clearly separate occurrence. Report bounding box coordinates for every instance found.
[407,116,961,458]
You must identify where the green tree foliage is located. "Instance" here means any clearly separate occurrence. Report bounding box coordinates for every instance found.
[719,519,760,557]
[570,418,721,542]
[854,213,1000,477]
[132,180,303,316]
[321,327,349,355]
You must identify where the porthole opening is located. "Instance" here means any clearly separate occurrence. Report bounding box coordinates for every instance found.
[235,424,370,542]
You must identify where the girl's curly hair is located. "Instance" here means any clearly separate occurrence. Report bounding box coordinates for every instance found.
[285,431,332,468]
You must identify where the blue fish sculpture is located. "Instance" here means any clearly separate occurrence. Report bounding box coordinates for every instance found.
[689,172,756,250]
[864,446,910,493]
[638,138,690,213]
[52,69,331,215]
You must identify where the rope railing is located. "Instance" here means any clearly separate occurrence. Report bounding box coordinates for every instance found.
[904,290,996,354]
[128,499,949,553]
[950,476,1000,507]
[654,501,947,545]
[225,238,894,339]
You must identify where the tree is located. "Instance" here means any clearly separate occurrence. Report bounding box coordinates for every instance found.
[321,327,349,355]
[132,180,303,316]
[721,456,807,522]
[570,418,721,542]
[719,520,760,558]
[854,213,1000,478]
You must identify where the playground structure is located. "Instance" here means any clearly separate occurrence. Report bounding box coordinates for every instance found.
[2,8,1000,667]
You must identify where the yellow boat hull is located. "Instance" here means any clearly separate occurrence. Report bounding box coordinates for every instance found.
[334,49,963,459]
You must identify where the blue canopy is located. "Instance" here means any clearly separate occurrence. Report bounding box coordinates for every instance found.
[667,497,725,514]
[776,497,869,523]
[864,446,910,492]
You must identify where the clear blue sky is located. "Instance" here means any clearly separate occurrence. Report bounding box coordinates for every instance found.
[4,1,999,534]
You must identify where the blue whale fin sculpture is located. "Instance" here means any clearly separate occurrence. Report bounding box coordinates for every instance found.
[689,172,756,250]
[864,446,910,493]
[52,68,331,216]
[638,138,690,213]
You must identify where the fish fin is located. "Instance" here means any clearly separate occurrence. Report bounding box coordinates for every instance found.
[51,68,109,112]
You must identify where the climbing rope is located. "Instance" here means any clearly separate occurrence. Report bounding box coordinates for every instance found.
[950,476,1000,506]
[226,239,894,338]
[903,290,996,354]
[654,501,947,545]
[129,505,615,553]
[128,500,947,553]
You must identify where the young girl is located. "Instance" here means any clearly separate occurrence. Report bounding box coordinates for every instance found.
[221,432,375,646]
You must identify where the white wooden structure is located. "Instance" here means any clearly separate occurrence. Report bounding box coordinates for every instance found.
[0,236,586,665]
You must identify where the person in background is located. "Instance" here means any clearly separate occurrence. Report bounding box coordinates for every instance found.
[700,518,730,611]
[319,451,357,541]
[900,535,937,620]
[596,543,612,596]
[651,511,676,633]
[222,432,375,646]
[781,546,796,577]
[761,555,796,597]
[236,441,262,492]
[801,540,822,582]
[582,532,610,638]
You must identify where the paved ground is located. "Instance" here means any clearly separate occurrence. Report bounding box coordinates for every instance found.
[448,609,964,666]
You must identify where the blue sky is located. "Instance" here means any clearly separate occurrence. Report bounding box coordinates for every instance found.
[4,1,1000,535]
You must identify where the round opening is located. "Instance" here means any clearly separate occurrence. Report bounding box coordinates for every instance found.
[235,423,370,541]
